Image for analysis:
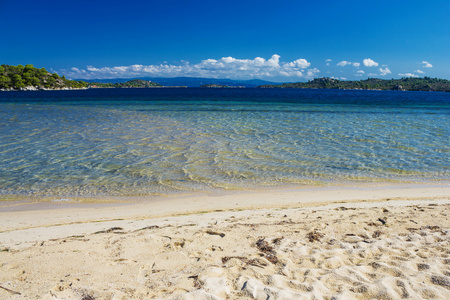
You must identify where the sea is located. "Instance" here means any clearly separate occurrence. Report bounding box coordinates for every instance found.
[0,88,449,197]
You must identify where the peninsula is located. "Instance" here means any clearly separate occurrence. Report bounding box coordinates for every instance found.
[88,79,162,88]
[258,77,450,92]
[0,64,87,91]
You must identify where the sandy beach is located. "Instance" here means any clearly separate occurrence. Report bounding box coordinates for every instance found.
[1,183,450,299]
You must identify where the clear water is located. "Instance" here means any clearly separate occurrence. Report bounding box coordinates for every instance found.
[0,88,449,196]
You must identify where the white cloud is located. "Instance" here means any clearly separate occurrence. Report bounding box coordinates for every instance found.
[415,69,424,74]
[379,67,391,76]
[363,58,379,67]
[337,61,360,67]
[325,59,332,66]
[399,73,419,78]
[337,61,351,67]
[285,58,311,69]
[306,68,320,77]
[422,61,433,68]
[62,55,319,80]
[87,66,100,72]
[357,70,365,74]
[267,54,280,67]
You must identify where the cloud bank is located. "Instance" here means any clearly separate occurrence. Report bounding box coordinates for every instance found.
[63,55,319,80]
[63,55,435,81]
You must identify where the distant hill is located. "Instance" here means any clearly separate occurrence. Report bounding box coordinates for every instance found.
[258,77,450,92]
[200,84,244,88]
[0,64,87,91]
[81,77,279,88]
[89,79,162,88]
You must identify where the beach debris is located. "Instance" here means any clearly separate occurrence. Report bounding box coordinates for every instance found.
[431,275,450,290]
[256,239,273,252]
[207,245,223,252]
[372,230,383,238]
[94,227,124,234]
[0,285,21,295]
[205,230,225,238]
[350,285,369,294]
[81,292,95,300]
[306,230,324,243]
[421,225,440,231]
[417,263,430,271]
[272,237,284,245]
[188,275,202,288]
[255,239,279,264]
[135,225,160,231]
[377,218,387,225]
[173,240,185,248]
[335,206,355,211]
[407,225,441,232]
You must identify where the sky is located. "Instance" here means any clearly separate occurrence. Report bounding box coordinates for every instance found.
[1,0,449,82]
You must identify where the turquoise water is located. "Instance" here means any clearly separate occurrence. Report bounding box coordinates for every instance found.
[0,88,449,196]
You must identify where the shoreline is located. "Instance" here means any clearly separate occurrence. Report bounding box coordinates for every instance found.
[1,182,449,244]
[1,181,449,211]
[0,182,449,299]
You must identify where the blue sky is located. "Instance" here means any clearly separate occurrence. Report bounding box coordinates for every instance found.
[1,0,449,82]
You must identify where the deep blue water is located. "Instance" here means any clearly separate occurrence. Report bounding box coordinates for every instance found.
[0,88,449,196]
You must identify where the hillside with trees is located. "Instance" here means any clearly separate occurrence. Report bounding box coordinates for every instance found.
[0,64,87,90]
[259,77,450,92]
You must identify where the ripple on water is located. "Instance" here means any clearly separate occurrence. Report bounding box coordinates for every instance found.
[0,90,449,196]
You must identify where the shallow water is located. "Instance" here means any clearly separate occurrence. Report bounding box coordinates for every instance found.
[0,88,449,196]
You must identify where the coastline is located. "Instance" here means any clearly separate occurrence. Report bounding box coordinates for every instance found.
[1,182,449,242]
[0,182,449,299]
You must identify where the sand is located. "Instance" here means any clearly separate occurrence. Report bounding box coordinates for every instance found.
[0,183,449,299]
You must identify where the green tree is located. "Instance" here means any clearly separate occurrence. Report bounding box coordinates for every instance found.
[46,76,56,87]
[29,77,40,86]
[0,75,11,88]
[12,74,25,88]
[15,65,25,75]
[22,71,34,84]
[24,64,35,74]
[38,68,48,77]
